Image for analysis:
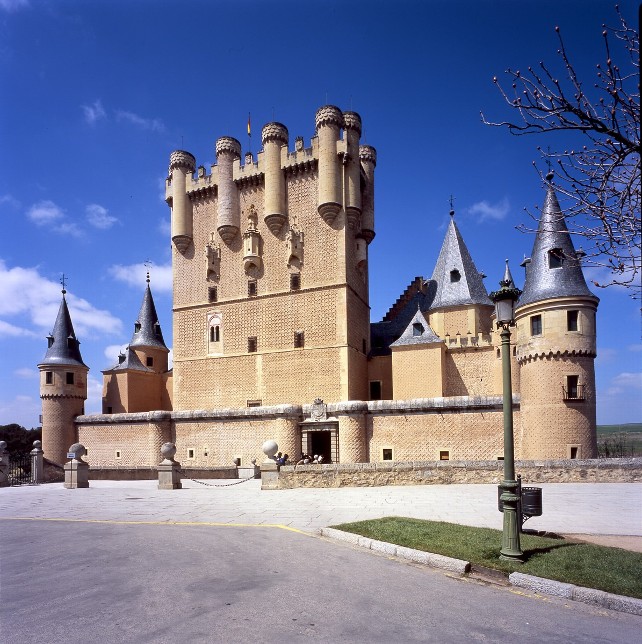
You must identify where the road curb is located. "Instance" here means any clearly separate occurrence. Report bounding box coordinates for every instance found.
[320,528,642,616]
[509,572,642,616]
[320,527,470,574]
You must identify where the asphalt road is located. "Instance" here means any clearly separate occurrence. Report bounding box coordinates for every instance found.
[1,519,640,643]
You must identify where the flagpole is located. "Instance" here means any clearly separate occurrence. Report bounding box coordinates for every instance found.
[247,112,251,157]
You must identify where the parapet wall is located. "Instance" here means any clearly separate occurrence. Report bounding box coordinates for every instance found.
[275,458,642,488]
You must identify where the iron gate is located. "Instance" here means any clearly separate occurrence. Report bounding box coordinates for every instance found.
[8,453,33,486]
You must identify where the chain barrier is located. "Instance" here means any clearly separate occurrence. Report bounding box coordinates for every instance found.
[178,470,258,487]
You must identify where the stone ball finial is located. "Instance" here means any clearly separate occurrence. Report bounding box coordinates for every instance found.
[343,111,362,135]
[215,136,242,159]
[160,442,177,461]
[359,145,377,166]
[315,105,343,131]
[33,440,42,448]
[0,441,7,452]
[68,443,86,460]
[261,122,289,146]
[169,150,196,173]
[262,440,278,459]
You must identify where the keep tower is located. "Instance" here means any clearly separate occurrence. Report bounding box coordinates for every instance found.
[515,173,599,459]
[165,105,376,412]
[38,287,88,465]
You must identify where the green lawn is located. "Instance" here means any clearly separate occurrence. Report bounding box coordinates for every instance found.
[333,516,642,599]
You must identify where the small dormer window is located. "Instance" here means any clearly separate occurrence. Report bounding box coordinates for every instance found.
[412,322,424,336]
[548,248,564,269]
[146,357,154,367]
[450,269,461,283]
[47,335,54,348]
[67,337,74,349]
[154,322,161,336]
[134,322,141,333]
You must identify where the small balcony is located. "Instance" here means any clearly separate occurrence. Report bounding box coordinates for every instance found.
[563,384,585,401]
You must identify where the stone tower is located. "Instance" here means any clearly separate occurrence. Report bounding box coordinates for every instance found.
[38,288,88,465]
[102,275,171,413]
[166,105,376,413]
[516,173,599,459]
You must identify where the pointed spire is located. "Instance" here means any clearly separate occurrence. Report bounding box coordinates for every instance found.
[390,307,442,347]
[129,278,169,351]
[501,258,516,289]
[518,175,597,308]
[429,216,492,309]
[39,290,87,367]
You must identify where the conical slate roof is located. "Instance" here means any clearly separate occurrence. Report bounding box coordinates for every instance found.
[518,177,597,308]
[39,293,87,367]
[429,214,492,309]
[104,346,150,373]
[129,280,168,351]
[390,308,442,347]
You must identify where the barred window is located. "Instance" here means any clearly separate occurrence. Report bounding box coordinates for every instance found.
[290,273,301,291]
[248,336,257,353]
[208,286,218,303]
[294,331,304,348]
[248,280,257,297]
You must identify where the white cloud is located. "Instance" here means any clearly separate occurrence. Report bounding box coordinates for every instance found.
[0,259,122,338]
[0,194,21,209]
[82,99,106,125]
[0,319,37,338]
[104,344,126,364]
[467,197,510,222]
[26,200,82,238]
[85,375,104,415]
[27,200,64,225]
[115,110,165,133]
[605,371,642,396]
[109,262,172,293]
[86,203,118,229]
[0,0,30,12]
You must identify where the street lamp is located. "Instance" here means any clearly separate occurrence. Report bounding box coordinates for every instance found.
[490,260,523,563]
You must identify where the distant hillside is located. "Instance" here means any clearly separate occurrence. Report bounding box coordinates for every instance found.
[597,423,642,435]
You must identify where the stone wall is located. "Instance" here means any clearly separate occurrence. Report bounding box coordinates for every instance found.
[275,458,642,488]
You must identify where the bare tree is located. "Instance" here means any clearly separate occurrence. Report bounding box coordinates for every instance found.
[482,6,640,297]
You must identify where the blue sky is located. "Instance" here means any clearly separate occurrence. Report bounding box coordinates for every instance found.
[1,0,639,428]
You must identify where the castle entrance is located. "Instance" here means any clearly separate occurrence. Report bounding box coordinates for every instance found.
[300,423,338,463]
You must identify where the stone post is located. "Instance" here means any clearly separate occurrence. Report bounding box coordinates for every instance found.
[30,440,44,484]
[0,441,9,487]
[157,442,182,490]
[260,440,279,490]
[64,443,89,489]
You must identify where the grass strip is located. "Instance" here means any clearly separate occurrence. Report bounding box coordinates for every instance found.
[332,516,642,600]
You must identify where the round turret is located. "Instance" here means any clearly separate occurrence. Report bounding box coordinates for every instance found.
[342,111,362,230]
[315,105,343,224]
[168,150,196,254]
[39,293,88,465]
[215,137,242,243]
[359,145,377,243]
[515,179,599,460]
[261,122,289,235]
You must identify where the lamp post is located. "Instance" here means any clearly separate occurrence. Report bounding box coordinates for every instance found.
[490,260,523,563]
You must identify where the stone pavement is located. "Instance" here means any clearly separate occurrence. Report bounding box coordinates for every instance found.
[1,479,641,546]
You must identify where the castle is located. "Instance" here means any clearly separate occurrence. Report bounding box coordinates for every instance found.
[38,106,599,470]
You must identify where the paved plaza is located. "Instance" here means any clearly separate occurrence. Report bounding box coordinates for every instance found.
[1,480,641,643]
[1,479,641,539]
